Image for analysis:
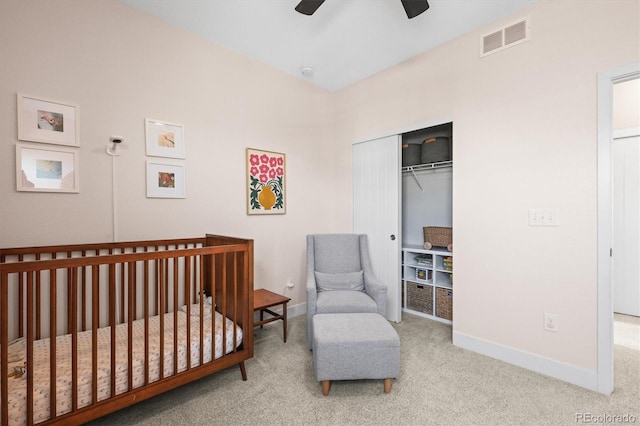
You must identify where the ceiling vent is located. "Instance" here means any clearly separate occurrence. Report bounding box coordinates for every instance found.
[481,18,530,57]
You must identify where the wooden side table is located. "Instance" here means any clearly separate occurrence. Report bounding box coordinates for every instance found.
[253,289,291,343]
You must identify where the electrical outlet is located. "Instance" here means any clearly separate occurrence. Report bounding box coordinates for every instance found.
[286,277,295,288]
[543,313,559,332]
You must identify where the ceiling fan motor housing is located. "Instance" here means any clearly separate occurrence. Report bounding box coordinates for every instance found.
[295,0,429,19]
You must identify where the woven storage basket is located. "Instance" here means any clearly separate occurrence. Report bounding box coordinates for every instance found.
[435,287,453,321]
[406,282,433,315]
[423,226,452,251]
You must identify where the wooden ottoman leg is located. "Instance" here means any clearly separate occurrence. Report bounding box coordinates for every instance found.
[384,378,392,394]
[321,380,331,396]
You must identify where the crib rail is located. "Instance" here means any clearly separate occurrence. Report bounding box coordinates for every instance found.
[0,235,254,425]
[0,237,208,259]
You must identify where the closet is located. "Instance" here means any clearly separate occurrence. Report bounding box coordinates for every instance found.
[401,122,453,324]
[352,121,453,324]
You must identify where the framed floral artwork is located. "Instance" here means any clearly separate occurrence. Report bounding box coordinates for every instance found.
[146,161,185,198]
[246,148,286,215]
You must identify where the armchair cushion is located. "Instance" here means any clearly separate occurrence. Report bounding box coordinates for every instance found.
[314,270,364,292]
[313,234,362,273]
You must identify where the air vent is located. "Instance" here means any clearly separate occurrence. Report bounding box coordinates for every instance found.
[504,20,527,45]
[483,30,503,54]
[481,18,530,57]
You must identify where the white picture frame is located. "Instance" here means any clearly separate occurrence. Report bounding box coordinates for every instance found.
[16,143,79,193]
[146,161,185,198]
[145,119,185,159]
[17,94,79,147]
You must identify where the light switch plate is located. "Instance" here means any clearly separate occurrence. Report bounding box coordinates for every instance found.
[529,209,559,226]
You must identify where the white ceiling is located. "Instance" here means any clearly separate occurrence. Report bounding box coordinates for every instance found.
[118,0,536,92]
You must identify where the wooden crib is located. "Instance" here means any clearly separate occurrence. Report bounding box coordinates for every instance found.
[0,234,254,425]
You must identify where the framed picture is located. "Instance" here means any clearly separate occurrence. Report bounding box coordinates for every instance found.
[246,148,286,215]
[146,161,185,198]
[16,143,79,193]
[17,94,79,146]
[145,119,185,159]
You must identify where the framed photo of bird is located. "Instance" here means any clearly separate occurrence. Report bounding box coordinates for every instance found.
[17,94,79,147]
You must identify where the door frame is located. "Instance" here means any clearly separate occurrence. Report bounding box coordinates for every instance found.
[596,61,640,395]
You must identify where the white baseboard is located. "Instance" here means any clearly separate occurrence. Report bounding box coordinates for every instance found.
[287,302,307,318]
[453,331,598,392]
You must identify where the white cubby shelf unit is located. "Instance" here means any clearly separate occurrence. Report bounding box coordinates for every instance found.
[402,245,453,324]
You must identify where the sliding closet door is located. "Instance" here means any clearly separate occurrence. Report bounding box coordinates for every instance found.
[353,135,401,322]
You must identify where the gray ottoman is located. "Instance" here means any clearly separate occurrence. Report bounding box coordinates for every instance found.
[312,313,400,396]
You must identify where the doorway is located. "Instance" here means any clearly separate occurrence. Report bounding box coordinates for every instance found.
[612,77,640,318]
[597,62,640,395]
[612,79,640,397]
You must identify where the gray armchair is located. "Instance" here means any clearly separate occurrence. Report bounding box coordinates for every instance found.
[306,234,387,348]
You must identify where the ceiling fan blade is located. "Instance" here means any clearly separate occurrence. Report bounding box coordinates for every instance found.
[295,0,326,16]
[401,0,429,19]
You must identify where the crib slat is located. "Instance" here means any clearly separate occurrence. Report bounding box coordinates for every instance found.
[49,268,58,420]
[232,251,238,353]
[154,257,159,316]
[200,256,206,364]
[70,267,79,412]
[128,261,134,391]
[164,256,169,314]
[209,254,215,362]
[120,255,125,324]
[173,257,178,375]
[91,265,99,406]
[132,249,138,319]
[1,272,8,426]
[109,263,116,397]
[144,259,150,385]
[81,250,87,332]
[221,252,227,357]
[18,255,24,338]
[159,259,165,380]
[67,251,73,333]
[185,256,191,369]
[35,254,41,340]
[26,271,34,425]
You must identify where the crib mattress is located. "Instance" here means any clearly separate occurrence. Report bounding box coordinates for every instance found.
[3,310,243,425]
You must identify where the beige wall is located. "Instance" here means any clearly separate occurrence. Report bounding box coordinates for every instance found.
[334,0,639,374]
[0,0,339,308]
[2,0,639,383]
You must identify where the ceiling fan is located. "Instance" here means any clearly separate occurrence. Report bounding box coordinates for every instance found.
[295,0,430,19]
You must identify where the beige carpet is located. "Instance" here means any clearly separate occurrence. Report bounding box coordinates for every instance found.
[615,313,640,351]
[89,313,639,425]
